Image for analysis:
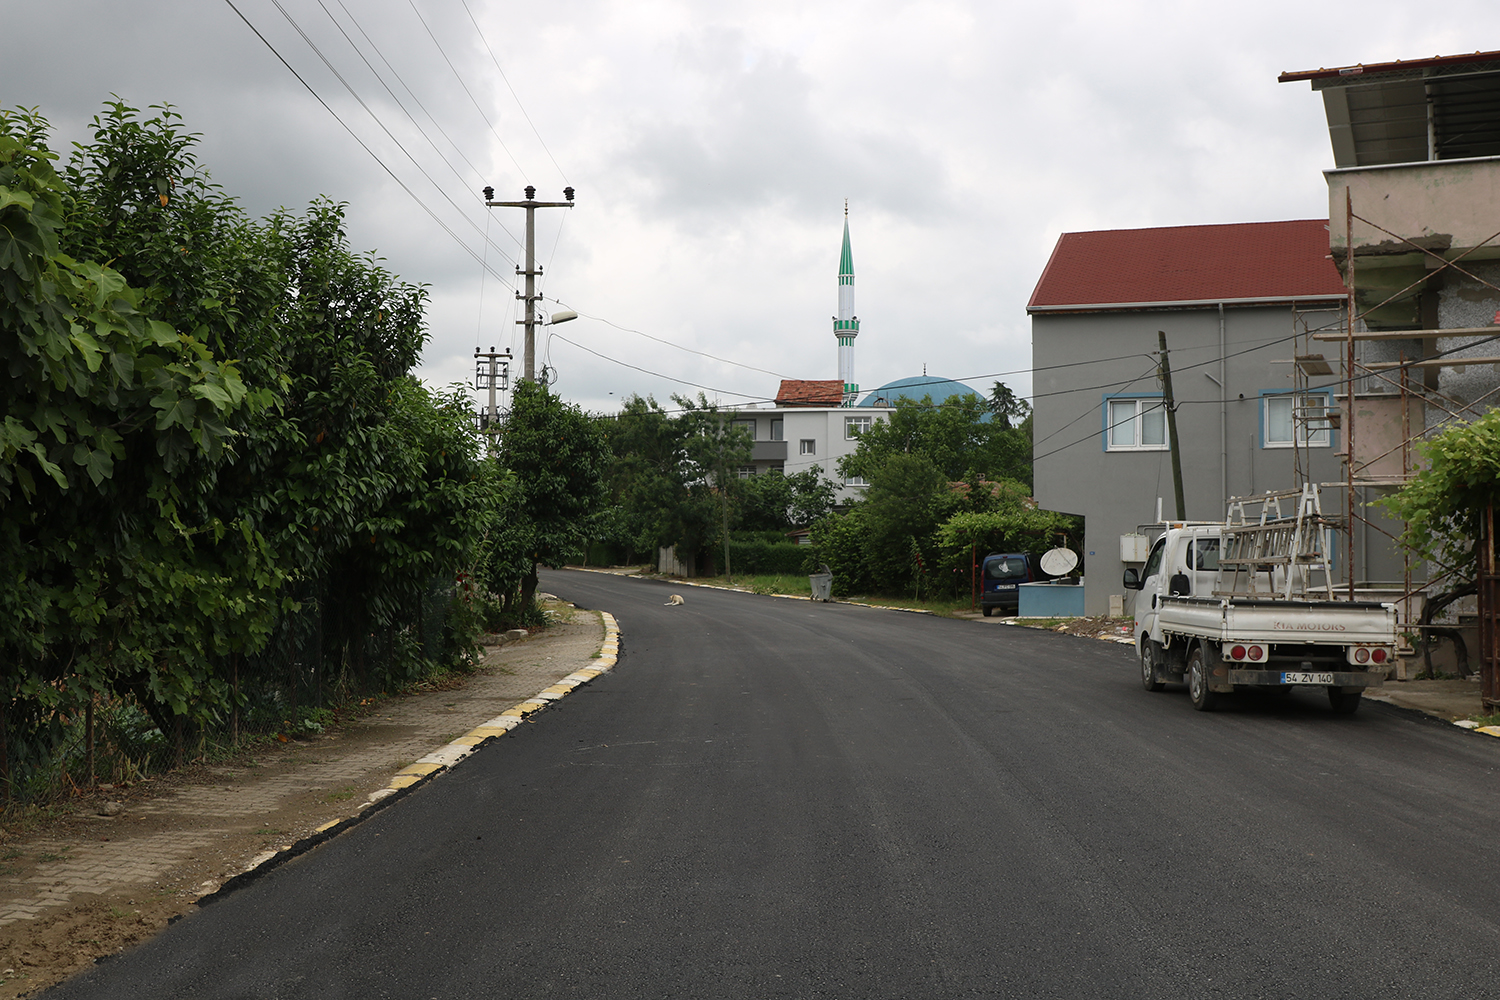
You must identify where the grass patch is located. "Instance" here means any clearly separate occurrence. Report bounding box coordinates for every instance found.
[1010,617,1069,629]
[250,827,285,837]
[322,787,357,804]
[691,573,814,596]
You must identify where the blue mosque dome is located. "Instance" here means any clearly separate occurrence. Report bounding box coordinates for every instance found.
[857,376,987,411]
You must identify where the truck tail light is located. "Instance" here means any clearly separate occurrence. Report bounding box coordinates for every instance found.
[1355,647,1370,664]
[1230,645,1246,660]
[1372,648,1388,664]
[1247,645,1265,661]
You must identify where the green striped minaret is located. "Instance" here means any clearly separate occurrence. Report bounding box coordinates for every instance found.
[835,203,859,406]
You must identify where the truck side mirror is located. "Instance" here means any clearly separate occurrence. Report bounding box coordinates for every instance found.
[1122,568,1141,591]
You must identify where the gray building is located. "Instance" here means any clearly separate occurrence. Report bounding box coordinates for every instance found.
[1028,220,1353,616]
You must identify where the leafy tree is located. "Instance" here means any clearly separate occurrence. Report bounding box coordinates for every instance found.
[598,393,750,574]
[838,389,1032,487]
[855,452,959,598]
[1379,410,1500,672]
[494,380,610,609]
[738,466,836,532]
[987,380,1031,430]
[0,108,264,781]
[934,479,1077,586]
[1,102,507,791]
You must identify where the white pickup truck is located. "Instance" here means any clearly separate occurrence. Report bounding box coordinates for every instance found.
[1122,522,1397,714]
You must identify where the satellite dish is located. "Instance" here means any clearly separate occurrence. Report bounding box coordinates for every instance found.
[1040,547,1079,577]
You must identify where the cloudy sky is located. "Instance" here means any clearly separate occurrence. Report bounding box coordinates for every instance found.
[8,1,1499,417]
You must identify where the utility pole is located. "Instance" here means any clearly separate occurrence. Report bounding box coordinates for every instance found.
[474,345,512,450]
[1158,330,1187,521]
[484,185,574,381]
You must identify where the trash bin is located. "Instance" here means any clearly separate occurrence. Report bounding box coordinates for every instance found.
[809,564,834,602]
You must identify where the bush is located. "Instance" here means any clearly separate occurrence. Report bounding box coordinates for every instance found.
[810,508,875,597]
[726,538,811,575]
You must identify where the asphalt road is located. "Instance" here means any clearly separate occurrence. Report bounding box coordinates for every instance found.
[47,570,1500,998]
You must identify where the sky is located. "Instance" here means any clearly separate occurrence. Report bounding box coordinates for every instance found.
[7,1,1500,419]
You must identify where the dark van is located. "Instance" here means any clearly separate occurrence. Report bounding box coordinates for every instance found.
[979,552,1039,617]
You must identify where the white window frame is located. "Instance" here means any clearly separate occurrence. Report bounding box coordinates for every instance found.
[1105,396,1168,452]
[735,465,756,479]
[1263,392,1332,449]
[770,419,784,442]
[844,415,872,439]
[732,418,757,440]
[799,439,816,456]
[844,475,869,487]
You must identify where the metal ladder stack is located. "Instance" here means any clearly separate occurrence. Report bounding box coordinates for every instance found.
[1216,484,1340,600]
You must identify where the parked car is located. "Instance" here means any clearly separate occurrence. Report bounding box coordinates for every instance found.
[979,552,1040,617]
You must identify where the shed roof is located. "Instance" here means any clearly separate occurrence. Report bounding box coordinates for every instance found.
[775,379,844,407]
[1026,220,1347,313]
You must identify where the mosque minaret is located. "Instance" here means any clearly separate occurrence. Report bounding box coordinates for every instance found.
[834,202,859,407]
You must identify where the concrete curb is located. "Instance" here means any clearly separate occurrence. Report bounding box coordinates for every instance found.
[198,611,621,907]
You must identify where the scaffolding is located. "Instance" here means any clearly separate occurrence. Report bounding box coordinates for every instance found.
[1297,192,1500,703]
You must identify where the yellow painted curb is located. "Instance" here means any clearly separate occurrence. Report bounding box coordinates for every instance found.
[315,819,340,833]
[1476,725,1500,738]
[358,607,624,813]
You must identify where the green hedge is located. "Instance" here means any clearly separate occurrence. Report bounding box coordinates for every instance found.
[726,539,814,575]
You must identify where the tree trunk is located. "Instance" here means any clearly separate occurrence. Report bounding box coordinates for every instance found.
[520,562,539,612]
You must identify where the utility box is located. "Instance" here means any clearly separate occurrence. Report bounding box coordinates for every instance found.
[1121,533,1150,562]
[1018,580,1085,618]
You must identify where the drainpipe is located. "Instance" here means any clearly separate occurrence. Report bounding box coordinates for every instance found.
[1219,303,1227,511]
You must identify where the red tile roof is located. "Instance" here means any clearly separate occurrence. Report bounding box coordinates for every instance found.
[1027,220,1348,312]
[776,379,844,407]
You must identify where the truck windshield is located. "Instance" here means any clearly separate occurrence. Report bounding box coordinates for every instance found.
[985,557,1027,580]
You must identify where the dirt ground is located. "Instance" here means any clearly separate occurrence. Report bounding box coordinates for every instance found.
[0,602,606,997]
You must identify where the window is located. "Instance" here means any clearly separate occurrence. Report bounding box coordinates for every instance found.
[732,419,756,440]
[1263,393,1331,448]
[1105,397,1167,451]
[844,475,869,487]
[800,439,816,455]
[845,415,871,439]
[1188,538,1219,571]
[736,465,756,479]
[770,419,783,442]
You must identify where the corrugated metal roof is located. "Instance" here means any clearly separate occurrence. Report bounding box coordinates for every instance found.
[775,379,844,406]
[1026,220,1347,312]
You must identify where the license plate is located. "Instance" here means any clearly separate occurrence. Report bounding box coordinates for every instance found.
[1281,671,1335,685]
[997,584,1017,590]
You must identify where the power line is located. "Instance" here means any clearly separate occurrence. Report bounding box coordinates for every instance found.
[548,300,794,379]
[405,0,528,181]
[550,332,770,399]
[222,0,514,287]
[270,0,521,272]
[457,0,569,184]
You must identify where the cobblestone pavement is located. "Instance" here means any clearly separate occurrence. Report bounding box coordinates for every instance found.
[0,606,608,931]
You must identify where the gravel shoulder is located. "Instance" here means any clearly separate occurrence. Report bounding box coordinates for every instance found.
[0,603,606,998]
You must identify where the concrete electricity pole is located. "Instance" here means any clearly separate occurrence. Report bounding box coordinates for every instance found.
[484,185,574,381]
[1157,330,1187,522]
[473,345,512,451]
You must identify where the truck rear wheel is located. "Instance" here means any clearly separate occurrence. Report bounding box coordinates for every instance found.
[1328,688,1362,715]
[1140,640,1165,692]
[1187,645,1220,712]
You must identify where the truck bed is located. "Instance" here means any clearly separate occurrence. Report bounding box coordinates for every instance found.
[1157,596,1397,647]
